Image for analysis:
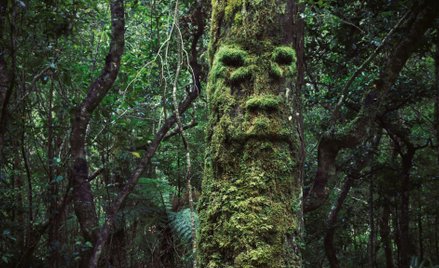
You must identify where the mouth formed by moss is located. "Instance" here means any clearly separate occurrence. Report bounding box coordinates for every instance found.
[245,95,282,111]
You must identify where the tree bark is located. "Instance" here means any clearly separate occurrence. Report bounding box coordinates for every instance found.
[435,28,439,165]
[292,0,306,235]
[69,0,125,250]
[398,145,415,268]
[368,175,376,268]
[198,0,303,266]
[0,0,14,165]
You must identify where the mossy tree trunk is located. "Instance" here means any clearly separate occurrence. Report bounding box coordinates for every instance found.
[198,1,303,267]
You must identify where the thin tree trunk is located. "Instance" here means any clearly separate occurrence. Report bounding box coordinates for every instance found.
[435,27,439,164]
[324,176,354,268]
[88,0,205,264]
[13,145,24,248]
[393,204,401,267]
[107,159,129,268]
[47,78,64,268]
[293,0,306,237]
[0,0,14,162]
[20,126,33,245]
[398,146,414,268]
[89,78,199,267]
[368,175,376,268]
[324,134,380,268]
[380,199,394,268]
[304,0,439,212]
[69,1,125,262]
[435,215,439,260]
[417,203,423,260]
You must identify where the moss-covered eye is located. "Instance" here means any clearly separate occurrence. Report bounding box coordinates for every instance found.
[272,46,296,65]
[217,47,247,67]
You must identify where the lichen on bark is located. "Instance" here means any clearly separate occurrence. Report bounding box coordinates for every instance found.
[198,0,302,267]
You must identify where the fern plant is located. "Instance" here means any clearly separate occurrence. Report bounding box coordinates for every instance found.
[168,208,199,244]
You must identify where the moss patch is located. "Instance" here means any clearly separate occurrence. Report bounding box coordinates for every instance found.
[217,46,248,67]
[230,66,252,85]
[272,46,296,65]
[199,1,302,267]
[270,62,283,79]
[245,95,282,111]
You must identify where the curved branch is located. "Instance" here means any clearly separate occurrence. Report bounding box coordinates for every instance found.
[304,0,439,213]
[69,0,125,244]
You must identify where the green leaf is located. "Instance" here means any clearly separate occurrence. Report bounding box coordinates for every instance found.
[131,151,141,158]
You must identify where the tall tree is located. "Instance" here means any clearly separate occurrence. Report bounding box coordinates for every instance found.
[198,1,303,266]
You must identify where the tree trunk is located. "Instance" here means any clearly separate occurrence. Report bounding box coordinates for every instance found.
[69,0,125,256]
[417,202,423,261]
[435,27,439,165]
[107,161,129,268]
[304,0,439,212]
[324,176,354,268]
[368,175,376,268]
[47,78,65,268]
[198,1,303,267]
[435,215,439,261]
[88,1,204,263]
[0,0,13,162]
[380,199,394,268]
[398,146,415,268]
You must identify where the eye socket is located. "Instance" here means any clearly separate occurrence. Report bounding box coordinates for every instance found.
[217,47,247,67]
[272,46,296,65]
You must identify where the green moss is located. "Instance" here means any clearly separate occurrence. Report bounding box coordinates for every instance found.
[270,62,283,79]
[272,46,296,65]
[224,0,243,19]
[217,46,248,67]
[245,116,271,135]
[210,62,227,80]
[230,66,252,85]
[199,2,302,266]
[245,95,282,111]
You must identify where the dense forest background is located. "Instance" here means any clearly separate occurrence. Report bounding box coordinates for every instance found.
[0,0,438,267]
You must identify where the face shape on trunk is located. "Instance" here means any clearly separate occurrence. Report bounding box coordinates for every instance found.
[200,42,302,266]
[199,2,303,266]
[208,42,297,146]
